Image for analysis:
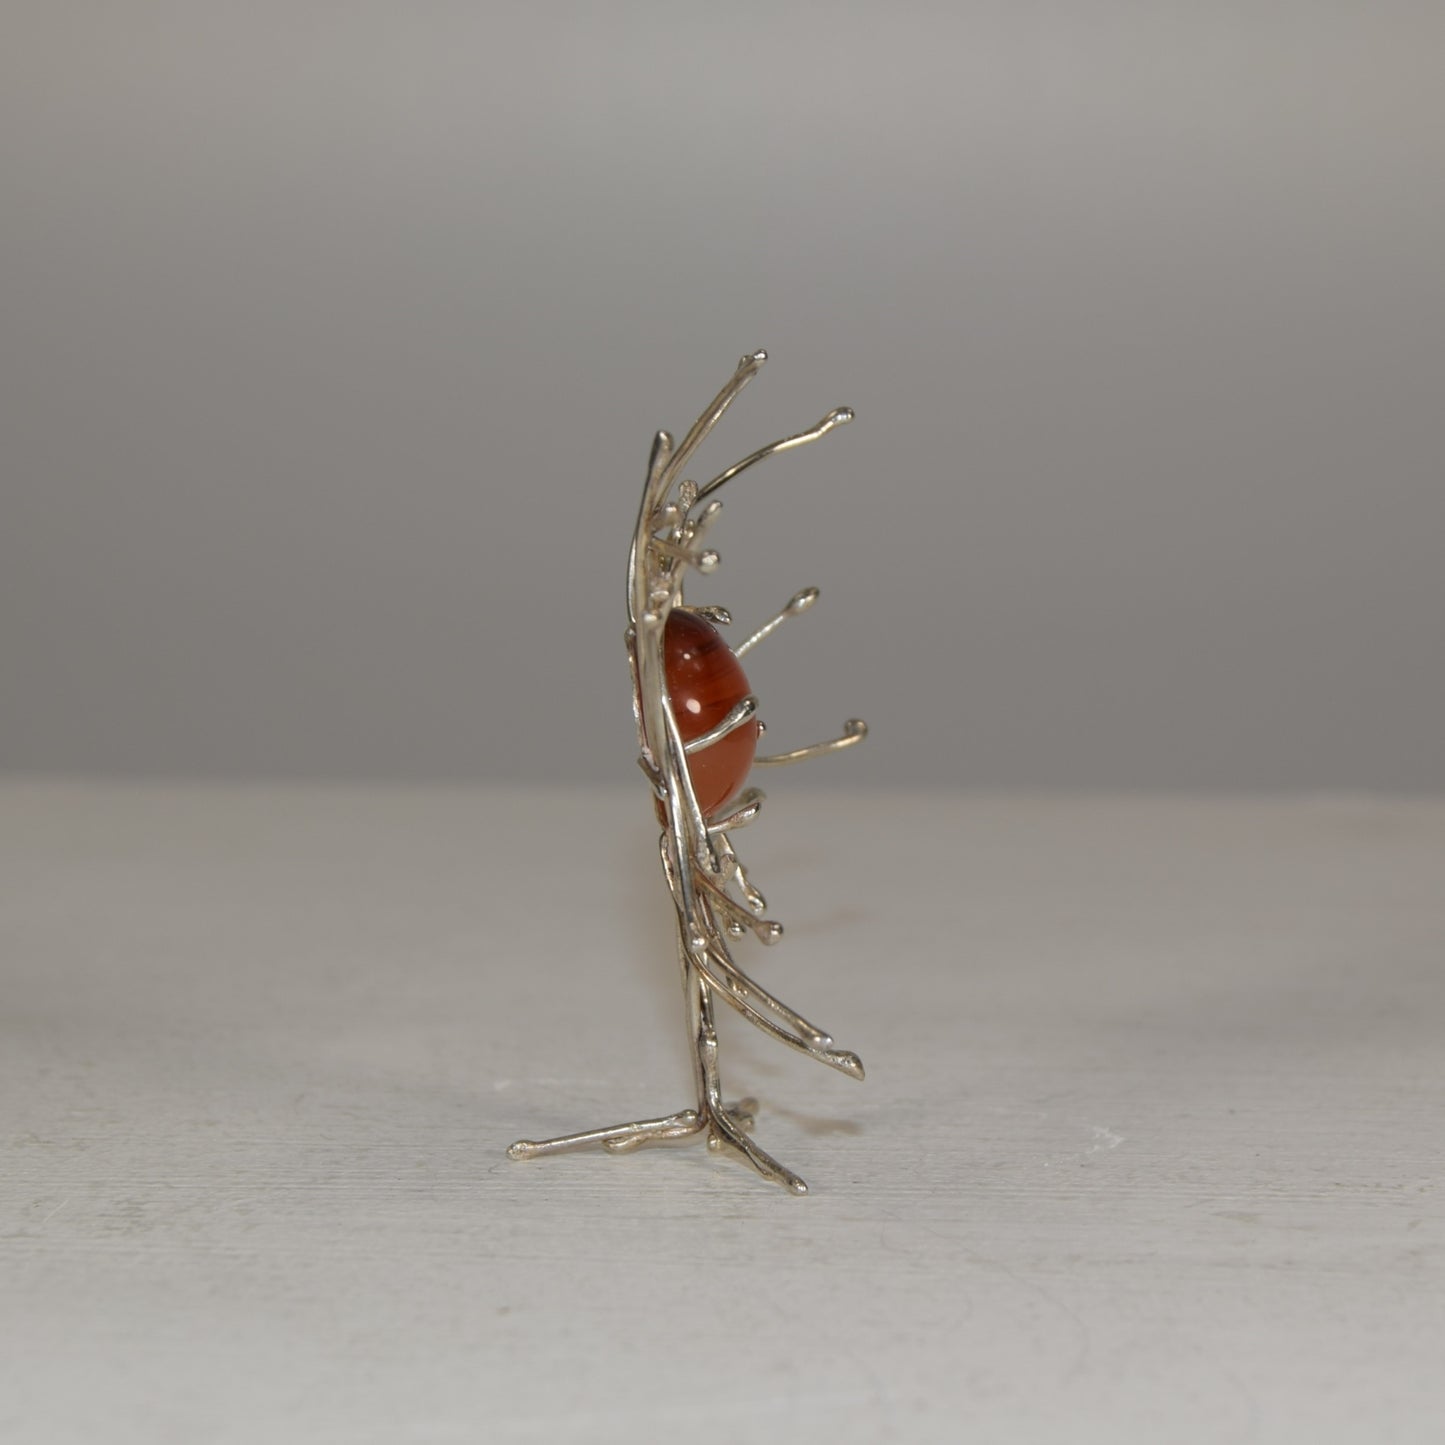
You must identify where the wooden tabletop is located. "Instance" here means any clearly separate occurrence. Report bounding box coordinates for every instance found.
[3,782,1441,1443]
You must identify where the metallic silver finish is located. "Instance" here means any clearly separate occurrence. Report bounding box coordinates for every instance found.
[695,408,854,503]
[683,694,758,756]
[690,605,733,627]
[755,717,869,767]
[509,352,867,1194]
[706,787,765,833]
[735,587,819,658]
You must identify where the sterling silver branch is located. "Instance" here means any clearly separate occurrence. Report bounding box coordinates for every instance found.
[509,351,867,1194]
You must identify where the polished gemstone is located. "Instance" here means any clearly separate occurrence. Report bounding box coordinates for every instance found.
[663,608,759,817]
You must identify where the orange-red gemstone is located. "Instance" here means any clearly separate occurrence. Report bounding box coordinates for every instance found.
[662,609,759,817]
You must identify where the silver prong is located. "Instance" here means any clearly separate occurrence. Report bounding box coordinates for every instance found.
[694,406,852,504]
[657,688,724,878]
[684,695,758,755]
[647,428,674,484]
[691,605,732,627]
[695,870,783,944]
[734,860,766,914]
[709,830,766,913]
[689,498,723,536]
[707,787,765,833]
[755,718,868,767]
[649,538,720,573]
[735,587,820,658]
[663,351,767,492]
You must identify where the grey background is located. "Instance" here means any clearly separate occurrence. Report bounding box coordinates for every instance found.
[3,2,1441,791]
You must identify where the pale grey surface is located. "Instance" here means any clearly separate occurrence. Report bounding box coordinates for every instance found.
[3,781,1442,1443]
[2,4,1443,790]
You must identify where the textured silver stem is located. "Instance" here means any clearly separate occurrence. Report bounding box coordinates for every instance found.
[507,1110,701,1159]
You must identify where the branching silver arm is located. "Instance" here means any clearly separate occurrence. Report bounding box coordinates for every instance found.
[700,929,831,1048]
[628,429,675,626]
[692,947,863,1080]
[692,971,809,1193]
[658,681,725,880]
[735,588,819,658]
[648,538,720,574]
[684,695,758,755]
[707,787,765,833]
[694,407,852,504]
[755,717,868,766]
[690,605,733,627]
[662,350,767,492]
[707,829,766,914]
[693,868,782,944]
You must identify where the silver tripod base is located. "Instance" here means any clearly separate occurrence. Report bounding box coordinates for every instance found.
[507,1096,811,1194]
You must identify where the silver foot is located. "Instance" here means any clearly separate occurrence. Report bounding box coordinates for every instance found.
[507,1109,701,1160]
[508,1095,807,1189]
[706,1107,809,1194]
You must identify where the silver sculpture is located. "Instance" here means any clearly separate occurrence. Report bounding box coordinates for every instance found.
[508,351,867,1193]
